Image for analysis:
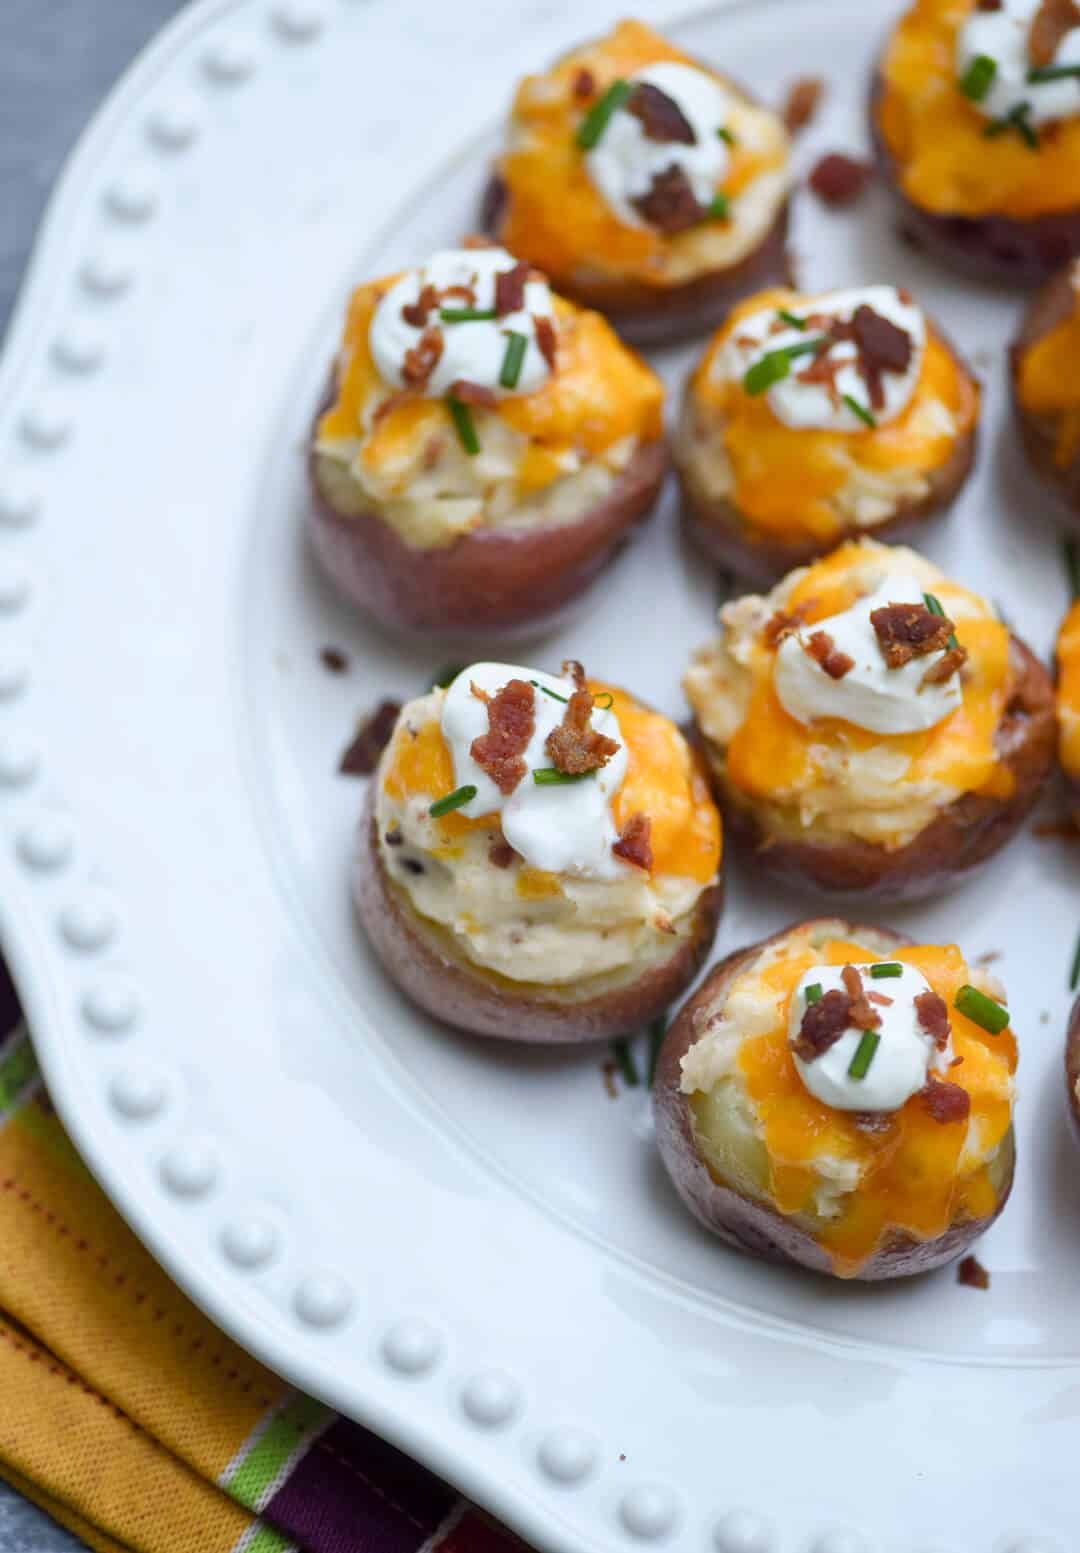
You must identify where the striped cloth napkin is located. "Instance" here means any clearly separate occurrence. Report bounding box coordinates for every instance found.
[0,969,523,1553]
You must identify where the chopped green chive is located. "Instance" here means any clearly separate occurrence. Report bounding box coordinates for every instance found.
[440,306,497,323]
[984,101,1039,149]
[805,982,824,1005]
[842,393,877,428]
[923,591,960,650]
[869,962,903,979]
[848,1030,880,1080]
[593,691,615,710]
[778,308,807,330]
[1028,62,1080,83]
[532,767,595,785]
[716,125,738,145]
[576,78,631,149]
[743,338,825,395]
[447,395,480,455]
[705,192,731,220]
[429,784,477,818]
[1065,539,1080,599]
[432,663,465,689]
[1070,931,1080,993]
[959,53,997,101]
[613,1036,640,1087]
[954,983,1010,1035]
[530,679,569,704]
[499,331,528,390]
[647,1016,667,1087]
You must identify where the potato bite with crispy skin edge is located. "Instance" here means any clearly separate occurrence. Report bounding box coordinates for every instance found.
[675,283,980,585]
[308,246,667,639]
[1011,262,1080,524]
[684,539,1056,902]
[354,662,723,1043]
[1057,600,1080,830]
[1065,995,1080,1138]
[483,19,792,346]
[870,0,1080,286]
[655,919,1017,1280]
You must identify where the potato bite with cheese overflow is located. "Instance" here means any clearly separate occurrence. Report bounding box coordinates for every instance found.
[1011,261,1080,523]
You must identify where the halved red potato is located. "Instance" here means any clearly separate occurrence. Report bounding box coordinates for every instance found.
[354,664,723,1043]
[674,284,979,584]
[1065,995,1080,1137]
[654,919,1017,1280]
[1057,600,1080,830]
[308,252,666,639]
[684,539,1057,901]
[483,19,792,346]
[869,2,1080,286]
[1011,263,1080,524]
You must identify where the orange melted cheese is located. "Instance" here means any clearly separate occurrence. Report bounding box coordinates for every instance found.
[381,682,721,884]
[317,284,663,500]
[725,543,1014,812]
[494,19,788,290]
[735,938,1015,1276]
[1057,599,1080,779]
[692,289,979,540]
[1016,281,1080,468]
[877,0,1080,218]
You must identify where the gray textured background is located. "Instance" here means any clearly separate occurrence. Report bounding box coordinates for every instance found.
[1,6,185,1545]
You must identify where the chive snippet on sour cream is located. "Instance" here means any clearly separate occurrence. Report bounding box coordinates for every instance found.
[576,78,631,149]
[847,1028,880,1080]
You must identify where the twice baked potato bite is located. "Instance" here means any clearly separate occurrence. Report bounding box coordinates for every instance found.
[1057,599,1080,827]
[684,539,1056,900]
[655,920,1017,1280]
[485,19,791,344]
[1012,261,1080,520]
[309,246,666,637]
[675,283,980,582]
[871,0,1080,284]
[354,660,723,1042]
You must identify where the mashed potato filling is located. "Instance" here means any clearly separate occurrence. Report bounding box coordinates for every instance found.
[1058,599,1080,782]
[373,683,721,985]
[677,288,977,542]
[684,540,1014,849]
[680,922,1016,1275]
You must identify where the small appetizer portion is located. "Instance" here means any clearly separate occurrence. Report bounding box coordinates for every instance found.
[484,19,792,344]
[309,246,666,637]
[1011,260,1080,520]
[675,284,980,582]
[684,539,1056,900]
[871,0,1080,284]
[655,920,1017,1280]
[1058,599,1080,827]
[1064,991,1080,1136]
[354,660,723,1042]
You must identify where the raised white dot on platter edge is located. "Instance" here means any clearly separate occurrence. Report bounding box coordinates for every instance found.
[104,180,157,223]
[17,817,72,871]
[82,978,138,1034]
[0,658,28,700]
[809,1531,872,1553]
[59,896,116,952]
[0,571,30,612]
[0,736,39,788]
[618,1485,678,1541]
[160,1139,217,1196]
[80,256,131,298]
[147,106,199,151]
[203,42,255,83]
[51,331,105,374]
[537,1429,595,1485]
[713,1508,774,1553]
[0,489,40,529]
[222,1217,277,1269]
[272,3,325,40]
[293,1272,352,1328]
[461,1371,520,1428]
[109,1068,166,1120]
[19,406,70,450]
[381,1319,441,1375]
[1001,1541,1063,1553]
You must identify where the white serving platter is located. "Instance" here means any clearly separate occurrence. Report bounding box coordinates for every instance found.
[1,0,1076,1549]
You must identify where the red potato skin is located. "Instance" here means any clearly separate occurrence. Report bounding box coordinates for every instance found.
[654,922,1016,1280]
[353,790,723,1045]
[1010,266,1080,527]
[1065,995,1080,1138]
[676,325,979,585]
[869,69,1080,287]
[481,173,793,349]
[697,635,1056,902]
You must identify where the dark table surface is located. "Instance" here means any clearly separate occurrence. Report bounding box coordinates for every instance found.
[1,7,185,1544]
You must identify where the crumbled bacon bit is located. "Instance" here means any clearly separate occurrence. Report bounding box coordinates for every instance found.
[572,66,596,100]
[920,1076,971,1125]
[850,305,913,411]
[806,630,855,680]
[545,660,620,775]
[534,315,557,369]
[808,152,873,207]
[319,646,348,674]
[612,812,653,871]
[402,282,439,328]
[631,164,704,233]
[494,260,530,318]
[469,679,536,796]
[489,838,517,868]
[920,643,969,688]
[462,232,498,249]
[401,327,443,388]
[792,988,852,1061]
[448,378,498,408]
[1029,0,1080,70]
[897,287,913,305]
[384,826,403,846]
[867,990,894,1007]
[842,964,881,1031]
[339,700,401,776]
[440,282,477,305]
[915,989,951,1050]
[626,81,697,144]
[870,602,953,668]
[976,0,1002,9]
[782,76,825,133]
[957,1254,991,1290]
[762,604,809,647]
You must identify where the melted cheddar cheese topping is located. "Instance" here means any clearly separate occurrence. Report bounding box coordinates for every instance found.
[688,288,979,540]
[493,20,789,291]
[691,934,1016,1278]
[1016,275,1080,469]
[1058,599,1080,781]
[876,0,1080,219]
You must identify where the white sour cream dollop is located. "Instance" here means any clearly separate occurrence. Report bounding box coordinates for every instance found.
[957,0,1080,128]
[773,573,964,735]
[718,285,926,433]
[584,61,734,228]
[788,962,953,1113]
[370,248,555,399]
[440,663,630,880]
